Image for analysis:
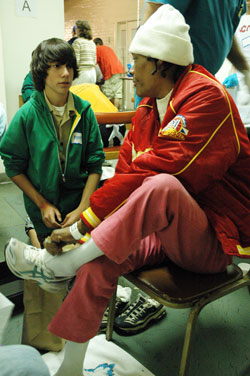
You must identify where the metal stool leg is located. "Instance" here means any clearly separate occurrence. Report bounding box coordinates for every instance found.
[106,289,117,341]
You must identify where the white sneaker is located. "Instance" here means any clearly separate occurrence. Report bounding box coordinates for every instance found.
[5,238,72,293]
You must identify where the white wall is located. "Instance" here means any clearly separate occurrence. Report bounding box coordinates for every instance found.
[0,0,65,173]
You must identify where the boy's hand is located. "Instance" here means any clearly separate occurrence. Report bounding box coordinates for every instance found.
[61,209,82,228]
[41,203,62,228]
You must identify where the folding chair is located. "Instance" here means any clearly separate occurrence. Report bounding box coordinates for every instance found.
[106,259,250,376]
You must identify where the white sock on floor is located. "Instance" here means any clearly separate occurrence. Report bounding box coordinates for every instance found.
[42,238,104,277]
[54,340,89,376]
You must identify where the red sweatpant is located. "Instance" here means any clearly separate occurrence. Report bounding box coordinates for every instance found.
[48,175,232,342]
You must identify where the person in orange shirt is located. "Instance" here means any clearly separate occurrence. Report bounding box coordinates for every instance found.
[94,38,124,110]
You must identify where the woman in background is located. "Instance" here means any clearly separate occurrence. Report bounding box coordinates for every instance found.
[72,20,96,84]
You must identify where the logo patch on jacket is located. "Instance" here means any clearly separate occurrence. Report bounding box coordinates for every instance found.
[159,115,189,140]
[71,132,82,144]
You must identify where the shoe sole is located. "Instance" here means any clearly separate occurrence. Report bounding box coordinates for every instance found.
[4,241,70,294]
[114,306,166,335]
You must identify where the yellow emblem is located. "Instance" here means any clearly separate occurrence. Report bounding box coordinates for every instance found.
[159,115,189,140]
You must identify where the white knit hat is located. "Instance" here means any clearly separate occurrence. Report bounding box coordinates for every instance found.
[129,4,194,66]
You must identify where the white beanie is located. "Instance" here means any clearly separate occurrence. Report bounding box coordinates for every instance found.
[129,4,194,66]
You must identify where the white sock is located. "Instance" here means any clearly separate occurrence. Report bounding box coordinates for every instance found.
[43,238,104,277]
[54,340,89,376]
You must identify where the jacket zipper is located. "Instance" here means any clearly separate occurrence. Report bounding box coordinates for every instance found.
[63,110,81,180]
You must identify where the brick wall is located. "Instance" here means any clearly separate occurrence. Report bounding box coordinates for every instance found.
[64,0,144,49]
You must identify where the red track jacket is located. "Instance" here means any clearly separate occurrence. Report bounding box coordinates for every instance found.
[81,65,250,258]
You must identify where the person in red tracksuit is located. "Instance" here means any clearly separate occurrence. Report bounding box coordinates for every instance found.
[5,5,250,376]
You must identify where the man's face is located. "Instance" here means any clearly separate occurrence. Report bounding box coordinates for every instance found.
[131,53,159,98]
[45,62,74,105]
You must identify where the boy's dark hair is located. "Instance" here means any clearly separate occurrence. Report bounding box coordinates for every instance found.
[94,38,103,46]
[76,20,92,39]
[31,38,79,91]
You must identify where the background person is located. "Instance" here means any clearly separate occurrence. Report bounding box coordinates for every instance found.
[4,5,250,376]
[67,24,77,45]
[0,103,6,142]
[94,37,124,110]
[142,0,249,76]
[133,0,250,108]
[223,0,250,139]
[72,20,97,85]
[21,71,34,103]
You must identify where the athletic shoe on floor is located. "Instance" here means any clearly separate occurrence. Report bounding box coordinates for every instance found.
[114,293,166,335]
[4,238,71,293]
[24,216,35,236]
[98,296,130,333]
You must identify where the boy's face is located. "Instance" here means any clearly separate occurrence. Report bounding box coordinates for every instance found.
[131,53,160,98]
[44,62,74,105]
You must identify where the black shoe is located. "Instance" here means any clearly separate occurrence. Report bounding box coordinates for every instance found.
[98,296,130,333]
[114,293,166,335]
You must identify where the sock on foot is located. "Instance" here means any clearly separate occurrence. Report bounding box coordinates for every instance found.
[43,238,104,277]
[54,340,89,376]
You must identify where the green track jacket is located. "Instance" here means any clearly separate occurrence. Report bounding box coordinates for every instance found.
[0,90,105,234]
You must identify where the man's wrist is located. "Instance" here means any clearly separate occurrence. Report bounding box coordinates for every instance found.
[69,222,83,240]
[78,219,88,235]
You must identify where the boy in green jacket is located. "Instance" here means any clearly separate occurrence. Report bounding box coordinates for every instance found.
[0,38,104,352]
[0,38,104,245]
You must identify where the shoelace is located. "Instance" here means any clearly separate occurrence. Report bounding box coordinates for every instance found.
[123,301,156,323]
[118,299,141,318]
[24,247,50,275]
[119,296,159,320]
[103,298,124,318]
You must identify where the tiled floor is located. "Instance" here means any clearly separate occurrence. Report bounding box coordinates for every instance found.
[0,180,250,376]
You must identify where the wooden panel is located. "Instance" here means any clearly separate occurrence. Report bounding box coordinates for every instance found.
[95,111,135,125]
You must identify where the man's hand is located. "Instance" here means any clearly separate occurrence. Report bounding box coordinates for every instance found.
[44,227,75,255]
[44,236,66,255]
[44,220,89,255]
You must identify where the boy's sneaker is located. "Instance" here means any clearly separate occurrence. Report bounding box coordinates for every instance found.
[4,238,71,293]
[114,293,166,335]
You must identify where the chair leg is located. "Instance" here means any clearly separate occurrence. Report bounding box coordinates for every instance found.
[106,289,117,341]
[179,304,204,376]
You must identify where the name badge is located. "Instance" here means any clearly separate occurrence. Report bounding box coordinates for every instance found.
[71,132,82,144]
